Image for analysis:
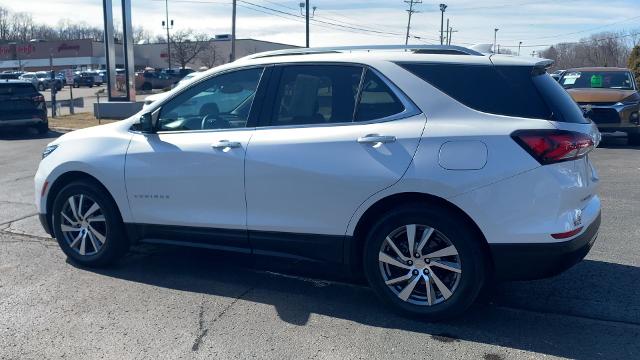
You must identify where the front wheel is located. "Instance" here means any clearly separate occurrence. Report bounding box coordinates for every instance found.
[363,205,486,320]
[51,181,129,267]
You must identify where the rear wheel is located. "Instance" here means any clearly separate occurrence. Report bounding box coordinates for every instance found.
[51,181,129,267]
[363,205,486,320]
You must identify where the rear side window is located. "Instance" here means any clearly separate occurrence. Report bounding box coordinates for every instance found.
[0,83,37,96]
[355,69,405,122]
[531,71,588,124]
[272,65,362,126]
[399,63,586,122]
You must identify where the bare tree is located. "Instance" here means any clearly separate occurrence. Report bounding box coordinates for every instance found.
[197,42,221,68]
[170,29,209,69]
[133,26,153,44]
[540,30,636,70]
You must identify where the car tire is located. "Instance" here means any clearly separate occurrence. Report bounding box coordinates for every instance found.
[628,133,640,146]
[51,180,129,267]
[89,84,93,88]
[38,83,45,91]
[36,122,48,135]
[73,83,79,88]
[363,204,486,320]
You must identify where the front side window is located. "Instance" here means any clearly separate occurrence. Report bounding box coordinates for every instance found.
[271,65,362,126]
[158,67,263,131]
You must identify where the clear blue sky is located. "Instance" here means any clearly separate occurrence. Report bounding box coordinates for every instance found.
[2,0,639,52]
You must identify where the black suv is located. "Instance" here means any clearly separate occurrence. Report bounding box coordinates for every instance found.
[72,72,95,88]
[0,80,48,134]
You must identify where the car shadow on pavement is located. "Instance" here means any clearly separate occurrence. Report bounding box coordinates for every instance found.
[0,127,63,140]
[79,245,640,359]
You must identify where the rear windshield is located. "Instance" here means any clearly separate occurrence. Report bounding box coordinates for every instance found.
[399,63,588,123]
[0,83,37,96]
[560,71,635,90]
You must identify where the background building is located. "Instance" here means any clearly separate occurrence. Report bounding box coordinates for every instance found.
[0,38,296,72]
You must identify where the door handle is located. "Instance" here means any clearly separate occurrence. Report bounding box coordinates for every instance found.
[357,134,397,144]
[211,140,242,149]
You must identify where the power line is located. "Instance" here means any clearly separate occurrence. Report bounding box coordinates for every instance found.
[501,14,640,42]
[498,30,640,48]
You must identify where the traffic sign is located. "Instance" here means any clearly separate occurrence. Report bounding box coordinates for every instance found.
[64,69,74,85]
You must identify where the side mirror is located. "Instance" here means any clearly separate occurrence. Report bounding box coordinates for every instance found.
[135,110,158,133]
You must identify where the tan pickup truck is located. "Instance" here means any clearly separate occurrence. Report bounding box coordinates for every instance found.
[559,67,640,145]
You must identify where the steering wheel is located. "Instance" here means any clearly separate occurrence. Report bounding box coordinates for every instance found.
[201,114,230,130]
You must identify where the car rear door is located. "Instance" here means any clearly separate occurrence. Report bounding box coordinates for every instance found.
[244,64,426,262]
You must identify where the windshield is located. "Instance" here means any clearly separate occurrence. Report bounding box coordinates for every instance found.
[560,71,635,90]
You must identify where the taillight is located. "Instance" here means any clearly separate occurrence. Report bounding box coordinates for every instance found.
[512,130,594,165]
[32,95,44,102]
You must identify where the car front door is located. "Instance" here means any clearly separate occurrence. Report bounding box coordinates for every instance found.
[244,64,426,262]
[125,66,267,251]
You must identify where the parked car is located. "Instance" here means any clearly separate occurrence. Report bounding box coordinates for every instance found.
[0,80,48,134]
[136,68,194,91]
[18,72,45,90]
[81,70,103,86]
[72,72,95,88]
[35,71,62,91]
[97,70,107,84]
[0,72,21,80]
[559,67,640,145]
[35,45,602,320]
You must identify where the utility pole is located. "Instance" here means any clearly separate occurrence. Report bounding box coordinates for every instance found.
[299,1,316,47]
[439,4,447,45]
[305,0,310,47]
[447,27,457,45]
[493,28,499,53]
[162,0,173,69]
[404,0,422,46]
[49,51,56,118]
[518,41,522,56]
[231,0,237,61]
[444,18,449,45]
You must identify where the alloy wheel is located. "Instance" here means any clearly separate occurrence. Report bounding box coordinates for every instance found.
[378,224,462,306]
[59,194,107,256]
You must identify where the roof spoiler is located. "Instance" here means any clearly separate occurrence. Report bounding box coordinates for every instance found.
[469,44,494,54]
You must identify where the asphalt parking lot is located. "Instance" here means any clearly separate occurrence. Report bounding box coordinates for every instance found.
[0,129,638,359]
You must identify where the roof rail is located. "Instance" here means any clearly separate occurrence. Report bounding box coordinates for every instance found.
[239,45,484,61]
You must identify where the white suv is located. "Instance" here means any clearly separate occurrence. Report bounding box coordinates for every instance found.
[35,45,601,319]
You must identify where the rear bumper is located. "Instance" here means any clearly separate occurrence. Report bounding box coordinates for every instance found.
[0,118,47,127]
[490,212,601,280]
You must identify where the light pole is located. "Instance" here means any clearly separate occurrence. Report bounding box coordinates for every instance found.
[231,0,236,61]
[162,0,173,69]
[439,4,447,45]
[518,41,522,56]
[493,28,499,54]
